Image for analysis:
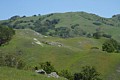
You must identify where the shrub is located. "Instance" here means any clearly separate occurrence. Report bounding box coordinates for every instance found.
[22,15,26,18]
[10,15,20,20]
[102,34,112,38]
[102,39,119,53]
[74,73,83,80]
[59,70,73,80]
[91,47,99,49]
[0,54,25,69]
[86,33,92,38]
[30,20,34,22]
[55,27,73,38]
[93,21,102,25]
[93,32,101,39]
[102,41,115,53]
[74,66,101,80]
[33,15,37,17]
[39,61,56,74]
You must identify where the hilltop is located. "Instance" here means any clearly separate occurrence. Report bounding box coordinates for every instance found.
[0,12,120,40]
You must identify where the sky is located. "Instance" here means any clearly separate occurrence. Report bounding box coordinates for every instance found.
[0,0,120,20]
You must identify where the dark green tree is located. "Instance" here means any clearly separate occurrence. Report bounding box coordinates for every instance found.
[93,21,102,26]
[102,33,112,38]
[74,66,101,80]
[74,73,83,80]
[10,15,20,20]
[93,32,101,39]
[34,19,56,35]
[0,25,15,46]
[55,27,73,38]
[102,39,119,53]
[73,26,86,36]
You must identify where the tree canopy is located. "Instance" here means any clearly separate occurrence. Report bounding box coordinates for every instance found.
[102,39,120,53]
[0,25,15,46]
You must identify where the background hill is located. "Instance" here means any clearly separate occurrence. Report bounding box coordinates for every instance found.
[0,12,120,40]
[0,12,120,80]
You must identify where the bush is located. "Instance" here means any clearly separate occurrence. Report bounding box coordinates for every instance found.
[30,20,34,22]
[51,19,60,24]
[0,53,25,69]
[39,61,56,74]
[59,70,73,80]
[33,15,37,17]
[91,47,99,49]
[55,27,73,38]
[102,42,115,53]
[102,34,112,38]
[74,73,83,80]
[74,66,101,80]
[93,32,101,39]
[22,15,26,18]
[93,21,102,25]
[10,15,20,20]
[58,66,101,80]
[86,33,92,38]
[102,39,119,53]
[71,24,79,29]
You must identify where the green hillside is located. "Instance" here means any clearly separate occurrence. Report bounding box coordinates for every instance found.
[0,12,120,80]
[0,67,65,80]
[0,12,120,40]
[0,29,120,79]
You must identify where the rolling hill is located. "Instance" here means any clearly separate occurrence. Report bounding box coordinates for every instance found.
[0,12,120,40]
[0,29,120,79]
[0,12,120,80]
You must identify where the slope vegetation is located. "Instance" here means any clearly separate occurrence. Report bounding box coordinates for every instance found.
[0,29,120,79]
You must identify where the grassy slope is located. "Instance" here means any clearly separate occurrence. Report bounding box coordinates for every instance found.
[0,29,120,79]
[45,12,120,41]
[0,67,65,80]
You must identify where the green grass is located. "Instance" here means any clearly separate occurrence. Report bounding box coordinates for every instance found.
[0,67,66,80]
[0,29,120,80]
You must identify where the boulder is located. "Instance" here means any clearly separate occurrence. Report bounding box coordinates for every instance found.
[35,69,47,74]
[47,72,59,78]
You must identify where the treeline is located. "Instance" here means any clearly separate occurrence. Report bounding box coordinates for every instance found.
[6,16,87,38]
[2,18,112,38]
[33,20,86,38]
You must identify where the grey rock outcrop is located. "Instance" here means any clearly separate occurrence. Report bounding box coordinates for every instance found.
[47,72,59,78]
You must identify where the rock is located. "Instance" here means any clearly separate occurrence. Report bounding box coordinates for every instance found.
[35,69,47,74]
[33,38,43,47]
[47,72,59,78]
[42,41,63,47]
